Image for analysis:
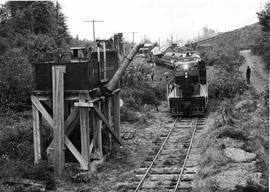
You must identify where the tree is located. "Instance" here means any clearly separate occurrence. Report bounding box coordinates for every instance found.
[0,1,72,112]
[254,2,270,70]
[31,1,55,34]
[188,26,220,43]
[53,1,70,47]
[202,25,217,39]
[5,1,34,17]
[257,2,270,32]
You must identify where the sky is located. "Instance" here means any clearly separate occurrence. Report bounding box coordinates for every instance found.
[56,0,268,44]
[2,0,269,44]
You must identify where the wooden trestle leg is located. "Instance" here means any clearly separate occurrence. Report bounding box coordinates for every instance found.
[32,103,41,164]
[113,91,120,137]
[52,65,66,176]
[79,93,90,170]
[93,101,103,158]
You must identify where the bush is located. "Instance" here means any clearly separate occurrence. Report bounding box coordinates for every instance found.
[120,106,139,122]
[121,85,161,110]
[120,58,153,87]
[132,86,161,106]
[152,85,166,100]
[0,124,33,161]
[120,84,162,122]
[120,89,140,111]
[251,32,270,70]
[0,48,32,112]
[204,39,244,70]
[208,69,247,99]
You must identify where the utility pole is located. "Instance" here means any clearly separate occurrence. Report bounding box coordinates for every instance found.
[84,20,104,49]
[129,32,138,48]
[158,37,161,51]
[129,32,138,85]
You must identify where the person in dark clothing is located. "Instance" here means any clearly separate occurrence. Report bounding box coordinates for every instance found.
[151,72,154,82]
[246,66,251,84]
[164,71,169,81]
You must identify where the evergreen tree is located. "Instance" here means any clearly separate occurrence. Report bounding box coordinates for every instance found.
[54,1,70,46]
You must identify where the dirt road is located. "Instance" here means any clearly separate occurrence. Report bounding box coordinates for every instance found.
[239,50,269,93]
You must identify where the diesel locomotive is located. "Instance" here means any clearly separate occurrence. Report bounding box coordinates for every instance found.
[167,52,208,116]
[148,46,208,116]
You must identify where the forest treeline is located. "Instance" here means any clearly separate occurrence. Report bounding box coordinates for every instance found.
[0,1,86,112]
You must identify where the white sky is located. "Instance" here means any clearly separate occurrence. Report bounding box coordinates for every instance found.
[2,0,269,44]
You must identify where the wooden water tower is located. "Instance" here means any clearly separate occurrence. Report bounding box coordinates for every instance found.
[30,34,143,175]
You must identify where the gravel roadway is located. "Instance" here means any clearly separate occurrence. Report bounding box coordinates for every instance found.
[239,49,269,93]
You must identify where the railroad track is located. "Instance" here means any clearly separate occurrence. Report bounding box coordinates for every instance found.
[125,117,205,192]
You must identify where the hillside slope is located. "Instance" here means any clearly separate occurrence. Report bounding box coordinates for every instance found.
[189,23,262,50]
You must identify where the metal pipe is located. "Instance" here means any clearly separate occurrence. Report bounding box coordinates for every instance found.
[105,43,144,91]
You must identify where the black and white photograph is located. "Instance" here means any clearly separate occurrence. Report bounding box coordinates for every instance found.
[0,0,269,191]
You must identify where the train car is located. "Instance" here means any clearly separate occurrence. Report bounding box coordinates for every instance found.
[167,52,208,116]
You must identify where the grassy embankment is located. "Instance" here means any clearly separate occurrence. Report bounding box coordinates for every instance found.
[195,40,269,192]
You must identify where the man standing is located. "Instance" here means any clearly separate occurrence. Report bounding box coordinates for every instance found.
[164,71,169,81]
[246,66,251,84]
[151,71,154,82]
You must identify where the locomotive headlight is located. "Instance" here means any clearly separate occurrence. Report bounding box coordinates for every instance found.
[183,64,189,70]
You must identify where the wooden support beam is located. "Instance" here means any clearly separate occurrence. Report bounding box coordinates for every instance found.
[65,107,79,136]
[89,139,94,156]
[105,97,112,149]
[111,88,120,95]
[36,95,51,101]
[79,93,90,170]
[93,106,123,146]
[113,91,120,136]
[47,107,79,151]
[52,65,66,176]
[93,101,103,158]
[31,95,53,128]
[74,102,93,108]
[106,97,112,126]
[64,136,88,169]
[40,101,53,118]
[32,104,41,164]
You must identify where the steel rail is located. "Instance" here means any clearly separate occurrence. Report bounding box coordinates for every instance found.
[173,118,198,192]
[134,118,179,192]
